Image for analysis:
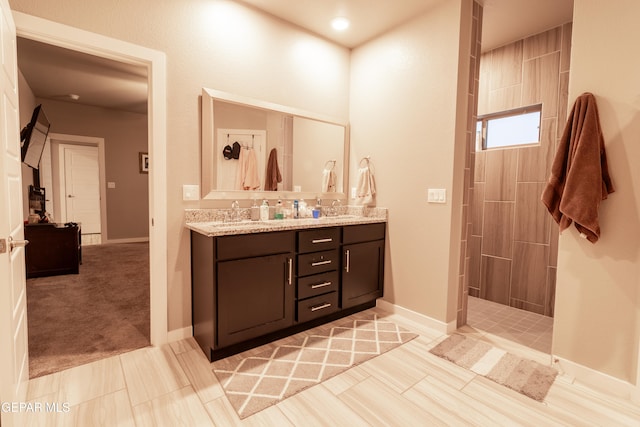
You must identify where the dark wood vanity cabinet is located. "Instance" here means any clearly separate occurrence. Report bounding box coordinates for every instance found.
[191,222,385,362]
[342,223,386,309]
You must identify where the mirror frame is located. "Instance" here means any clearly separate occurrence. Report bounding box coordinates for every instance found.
[201,88,350,200]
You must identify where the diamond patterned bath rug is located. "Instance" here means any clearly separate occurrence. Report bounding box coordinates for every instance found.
[212,313,418,419]
[430,333,558,401]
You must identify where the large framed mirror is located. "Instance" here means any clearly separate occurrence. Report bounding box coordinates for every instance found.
[201,88,349,200]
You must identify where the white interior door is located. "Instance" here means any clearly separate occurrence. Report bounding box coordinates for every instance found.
[0,1,30,424]
[61,145,101,234]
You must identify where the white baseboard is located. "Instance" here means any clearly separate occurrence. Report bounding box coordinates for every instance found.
[103,237,150,244]
[167,326,192,343]
[553,356,638,402]
[376,299,456,334]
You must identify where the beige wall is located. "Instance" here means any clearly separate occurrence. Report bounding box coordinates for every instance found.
[9,0,351,332]
[554,0,640,383]
[349,0,471,325]
[35,99,149,240]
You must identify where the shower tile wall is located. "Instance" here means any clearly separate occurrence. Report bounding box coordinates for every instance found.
[456,1,483,327]
[469,24,572,317]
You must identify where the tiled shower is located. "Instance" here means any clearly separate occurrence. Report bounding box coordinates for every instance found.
[467,24,573,318]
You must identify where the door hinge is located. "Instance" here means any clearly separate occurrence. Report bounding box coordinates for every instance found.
[0,238,6,254]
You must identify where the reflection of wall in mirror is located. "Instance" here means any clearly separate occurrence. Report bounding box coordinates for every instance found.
[292,117,343,193]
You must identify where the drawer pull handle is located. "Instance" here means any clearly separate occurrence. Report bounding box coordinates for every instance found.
[345,249,350,273]
[311,281,332,289]
[311,260,332,267]
[312,238,333,244]
[310,303,332,312]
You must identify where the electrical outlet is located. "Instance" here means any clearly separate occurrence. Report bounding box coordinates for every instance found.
[183,184,200,201]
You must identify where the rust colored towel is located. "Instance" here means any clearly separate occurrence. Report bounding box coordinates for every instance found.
[264,148,282,191]
[541,92,614,243]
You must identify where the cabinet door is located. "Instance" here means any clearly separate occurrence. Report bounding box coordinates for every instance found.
[217,253,294,348]
[342,240,384,309]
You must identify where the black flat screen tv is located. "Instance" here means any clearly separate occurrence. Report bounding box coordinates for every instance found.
[20,104,51,169]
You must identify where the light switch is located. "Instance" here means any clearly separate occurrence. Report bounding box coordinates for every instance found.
[351,187,357,199]
[427,188,446,203]
[183,184,200,201]
[107,182,116,189]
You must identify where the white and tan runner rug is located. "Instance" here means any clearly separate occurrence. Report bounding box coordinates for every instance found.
[430,333,558,401]
[212,313,417,419]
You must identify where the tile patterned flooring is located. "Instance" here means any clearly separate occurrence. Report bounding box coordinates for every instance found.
[11,306,640,426]
[466,296,554,354]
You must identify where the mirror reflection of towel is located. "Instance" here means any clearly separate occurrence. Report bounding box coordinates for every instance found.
[356,166,376,206]
[322,169,336,192]
[264,148,282,191]
[235,147,261,190]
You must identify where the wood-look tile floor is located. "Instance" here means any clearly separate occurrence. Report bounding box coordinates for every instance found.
[14,307,640,426]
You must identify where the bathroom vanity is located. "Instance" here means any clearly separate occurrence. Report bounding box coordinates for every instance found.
[187,213,386,361]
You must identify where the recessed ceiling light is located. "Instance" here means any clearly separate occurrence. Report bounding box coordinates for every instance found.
[331,17,350,31]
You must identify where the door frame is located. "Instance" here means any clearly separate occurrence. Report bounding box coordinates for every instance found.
[14,12,168,345]
[49,134,107,242]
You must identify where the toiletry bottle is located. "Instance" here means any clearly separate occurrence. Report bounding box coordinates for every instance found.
[275,200,283,219]
[315,198,322,218]
[250,199,260,221]
[285,200,293,219]
[299,199,307,218]
[293,200,299,219]
[260,200,270,221]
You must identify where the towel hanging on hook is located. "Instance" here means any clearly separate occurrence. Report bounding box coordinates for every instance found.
[356,156,376,207]
[321,160,337,192]
[324,159,336,171]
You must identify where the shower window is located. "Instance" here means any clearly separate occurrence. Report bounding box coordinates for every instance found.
[476,104,542,150]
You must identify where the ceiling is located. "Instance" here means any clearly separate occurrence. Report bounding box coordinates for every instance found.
[17,0,573,115]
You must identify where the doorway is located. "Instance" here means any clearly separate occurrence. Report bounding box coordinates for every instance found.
[40,133,108,245]
[462,22,572,354]
[13,11,168,361]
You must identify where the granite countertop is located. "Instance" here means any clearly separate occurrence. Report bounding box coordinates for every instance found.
[185,206,387,237]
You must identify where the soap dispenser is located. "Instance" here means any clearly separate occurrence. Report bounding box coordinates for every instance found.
[260,200,270,221]
[250,199,260,221]
[275,200,284,220]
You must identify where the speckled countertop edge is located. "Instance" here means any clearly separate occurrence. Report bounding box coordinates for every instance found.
[185,206,387,237]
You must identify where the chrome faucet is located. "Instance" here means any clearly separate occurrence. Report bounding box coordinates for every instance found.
[327,199,342,216]
[230,200,240,222]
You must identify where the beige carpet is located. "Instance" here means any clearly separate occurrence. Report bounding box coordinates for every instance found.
[430,334,557,401]
[26,242,150,378]
[212,313,418,419]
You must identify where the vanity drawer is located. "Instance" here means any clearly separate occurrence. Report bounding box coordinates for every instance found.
[216,231,294,260]
[342,223,386,244]
[298,228,340,254]
[297,270,339,300]
[297,249,338,277]
[297,292,339,323]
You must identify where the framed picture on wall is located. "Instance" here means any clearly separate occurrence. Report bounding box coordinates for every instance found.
[139,152,149,174]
